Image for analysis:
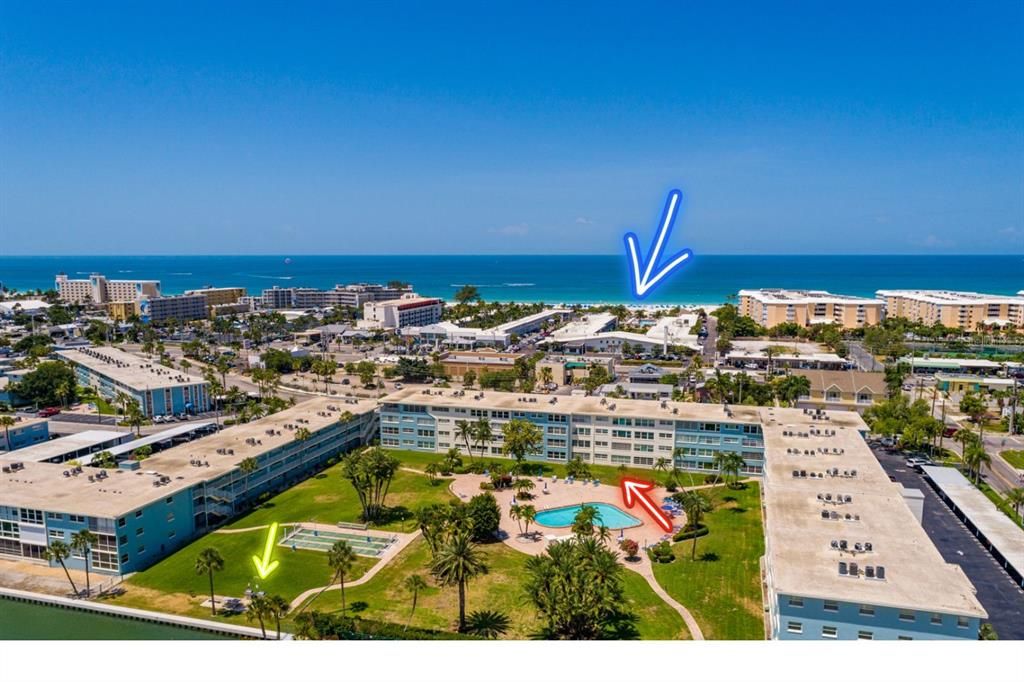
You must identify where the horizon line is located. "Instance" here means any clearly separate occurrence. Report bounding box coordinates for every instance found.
[3,253,1023,258]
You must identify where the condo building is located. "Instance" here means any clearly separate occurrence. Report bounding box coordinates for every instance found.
[363,295,443,330]
[380,387,985,640]
[183,286,247,313]
[56,347,211,417]
[876,290,1024,328]
[259,283,411,310]
[139,294,208,323]
[738,289,884,329]
[0,417,49,452]
[55,273,161,305]
[0,398,378,575]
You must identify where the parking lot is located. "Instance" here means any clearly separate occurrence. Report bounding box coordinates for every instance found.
[872,446,1024,639]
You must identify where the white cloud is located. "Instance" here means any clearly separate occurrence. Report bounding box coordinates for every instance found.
[575,216,593,225]
[920,234,955,249]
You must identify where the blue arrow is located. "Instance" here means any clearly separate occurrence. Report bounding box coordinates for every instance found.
[623,189,693,299]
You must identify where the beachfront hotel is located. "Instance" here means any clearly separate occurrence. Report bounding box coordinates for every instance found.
[56,346,211,417]
[0,398,378,575]
[363,295,443,330]
[876,289,1024,328]
[738,289,884,329]
[380,387,985,639]
[54,273,162,305]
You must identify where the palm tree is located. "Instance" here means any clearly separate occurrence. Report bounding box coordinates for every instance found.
[124,403,146,437]
[0,415,15,451]
[327,540,357,612]
[267,594,290,639]
[238,456,259,501]
[509,504,524,535]
[673,490,713,559]
[430,530,488,632]
[720,451,745,488]
[194,547,225,615]
[571,504,600,537]
[402,573,428,631]
[519,504,537,537]
[1005,487,1024,521]
[464,610,510,639]
[43,540,79,596]
[70,529,97,597]
[963,443,991,483]
[455,420,474,458]
[472,417,493,459]
[246,593,271,639]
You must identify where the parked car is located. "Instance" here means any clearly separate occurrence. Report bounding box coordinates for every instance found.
[37,407,61,417]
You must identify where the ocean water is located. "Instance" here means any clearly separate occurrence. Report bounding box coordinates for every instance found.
[0,255,1021,305]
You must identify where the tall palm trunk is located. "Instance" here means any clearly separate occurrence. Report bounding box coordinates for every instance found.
[209,570,217,615]
[339,572,347,612]
[457,580,466,631]
[58,558,79,596]
[83,553,91,597]
[275,615,281,640]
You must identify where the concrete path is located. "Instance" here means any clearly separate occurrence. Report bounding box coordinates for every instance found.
[625,559,704,640]
[213,522,298,535]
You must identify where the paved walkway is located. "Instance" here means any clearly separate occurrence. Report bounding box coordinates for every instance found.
[287,529,421,611]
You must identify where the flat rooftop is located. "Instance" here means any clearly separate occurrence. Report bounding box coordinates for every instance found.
[549,313,616,339]
[760,411,986,618]
[877,289,1024,305]
[921,466,1024,583]
[0,397,377,518]
[383,386,766,425]
[0,430,131,464]
[489,308,571,334]
[56,346,207,391]
[739,289,881,305]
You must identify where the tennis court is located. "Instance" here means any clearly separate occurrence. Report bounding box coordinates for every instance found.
[279,525,398,557]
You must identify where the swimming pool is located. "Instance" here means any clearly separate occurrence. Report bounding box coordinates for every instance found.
[534,503,641,530]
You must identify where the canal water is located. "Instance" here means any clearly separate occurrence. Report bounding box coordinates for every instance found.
[0,597,228,640]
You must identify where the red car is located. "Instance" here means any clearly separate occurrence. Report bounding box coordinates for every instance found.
[37,407,61,417]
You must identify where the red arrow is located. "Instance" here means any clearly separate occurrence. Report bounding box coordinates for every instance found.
[620,478,673,533]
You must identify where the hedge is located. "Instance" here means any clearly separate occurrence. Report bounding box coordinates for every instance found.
[673,524,709,543]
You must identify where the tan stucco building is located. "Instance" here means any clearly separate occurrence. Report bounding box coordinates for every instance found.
[738,289,884,329]
[876,290,1024,329]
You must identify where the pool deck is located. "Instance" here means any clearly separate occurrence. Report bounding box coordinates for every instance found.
[448,473,705,639]
[450,473,678,556]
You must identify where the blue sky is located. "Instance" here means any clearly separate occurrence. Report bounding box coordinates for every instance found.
[1,1,1021,255]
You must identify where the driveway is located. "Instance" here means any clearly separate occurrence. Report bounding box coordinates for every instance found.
[872,447,1024,639]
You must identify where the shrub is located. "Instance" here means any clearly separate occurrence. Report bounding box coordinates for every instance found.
[479,481,495,491]
[619,538,639,560]
[647,540,675,563]
[466,492,502,542]
[672,524,709,543]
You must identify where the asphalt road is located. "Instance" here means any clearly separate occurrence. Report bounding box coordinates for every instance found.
[847,341,881,372]
[873,446,1024,640]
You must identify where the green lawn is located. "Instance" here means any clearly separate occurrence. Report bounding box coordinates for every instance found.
[652,482,765,640]
[127,527,375,602]
[391,449,718,488]
[224,464,456,533]
[1000,449,1024,470]
[300,536,689,639]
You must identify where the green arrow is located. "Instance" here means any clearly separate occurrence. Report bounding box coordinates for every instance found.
[251,522,280,579]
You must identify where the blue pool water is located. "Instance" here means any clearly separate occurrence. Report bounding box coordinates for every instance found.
[534,503,641,530]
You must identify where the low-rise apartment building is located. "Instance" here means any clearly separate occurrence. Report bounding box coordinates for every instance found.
[877,290,1024,328]
[794,370,887,413]
[0,417,49,452]
[0,398,378,575]
[183,287,247,313]
[260,283,411,310]
[739,289,884,329]
[380,387,985,639]
[439,350,524,379]
[55,273,161,305]
[56,347,211,417]
[363,295,443,330]
[141,294,208,323]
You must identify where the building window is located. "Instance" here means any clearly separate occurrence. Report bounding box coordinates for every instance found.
[137,545,145,554]
[931,613,943,625]
[859,604,874,617]
[898,636,913,641]
[898,610,915,623]
[135,510,143,518]
[165,497,174,504]
[857,630,873,640]
[118,518,126,528]
[788,597,803,608]
[956,617,969,629]
[821,626,838,639]
[135,527,144,536]
[823,600,839,612]
[787,621,802,634]
[69,514,85,523]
